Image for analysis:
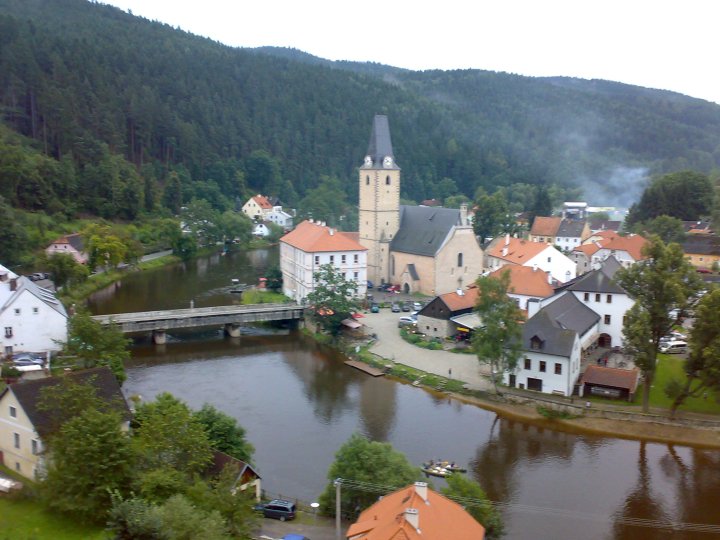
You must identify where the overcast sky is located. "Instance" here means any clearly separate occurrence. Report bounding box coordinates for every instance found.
[102,0,719,105]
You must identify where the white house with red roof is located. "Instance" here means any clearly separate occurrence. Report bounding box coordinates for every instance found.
[241,194,274,221]
[44,233,88,265]
[279,220,367,303]
[590,234,647,269]
[488,265,555,311]
[485,235,576,283]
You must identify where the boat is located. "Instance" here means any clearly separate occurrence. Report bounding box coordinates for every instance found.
[422,465,452,478]
[421,460,466,476]
[231,278,240,284]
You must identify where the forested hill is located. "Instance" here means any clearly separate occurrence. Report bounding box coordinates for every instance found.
[1,0,720,225]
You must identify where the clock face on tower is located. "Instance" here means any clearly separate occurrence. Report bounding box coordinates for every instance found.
[364,155,373,167]
[383,156,393,168]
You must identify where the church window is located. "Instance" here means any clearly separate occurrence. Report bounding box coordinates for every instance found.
[366,175,370,185]
[385,176,391,185]
[457,253,463,267]
[391,256,395,275]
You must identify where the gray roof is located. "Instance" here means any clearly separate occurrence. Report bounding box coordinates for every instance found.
[682,235,720,256]
[557,219,587,238]
[600,256,622,278]
[390,205,463,256]
[563,267,626,295]
[522,310,577,357]
[364,115,398,169]
[540,292,600,336]
[1,276,67,318]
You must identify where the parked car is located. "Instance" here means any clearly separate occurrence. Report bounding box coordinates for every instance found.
[370,303,380,313]
[413,301,423,311]
[30,272,45,281]
[12,353,43,366]
[410,311,419,320]
[402,301,412,312]
[387,284,400,293]
[282,535,311,540]
[659,340,688,354]
[254,499,296,521]
[367,280,374,289]
[398,316,416,328]
[391,302,401,313]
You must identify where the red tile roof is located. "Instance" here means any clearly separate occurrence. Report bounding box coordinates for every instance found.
[489,265,554,297]
[438,286,479,312]
[573,239,609,257]
[602,234,647,261]
[347,483,485,540]
[280,220,366,253]
[486,237,550,264]
[581,365,640,392]
[252,194,273,210]
[530,216,562,236]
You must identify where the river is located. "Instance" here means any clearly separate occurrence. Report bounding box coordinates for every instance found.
[89,248,720,540]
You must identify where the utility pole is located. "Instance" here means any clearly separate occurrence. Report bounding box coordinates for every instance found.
[334,478,342,540]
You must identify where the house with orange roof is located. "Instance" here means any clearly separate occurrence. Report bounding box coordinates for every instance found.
[571,239,609,275]
[485,234,576,283]
[488,265,554,310]
[590,234,647,269]
[585,228,621,244]
[241,194,274,221]
[529,216,562,244]
[279,220,367,303]
[416,286,480,339]
[346,482,485,540]
[44,233,88,265]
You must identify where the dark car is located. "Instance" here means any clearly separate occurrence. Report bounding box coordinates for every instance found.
[391,302,401,313]
[255,499,296,521]
[402,301,412,312]
[367,280,374,289]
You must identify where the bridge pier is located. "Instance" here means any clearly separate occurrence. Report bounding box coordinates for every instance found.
[224,323,241,338]
[153,330,167,345]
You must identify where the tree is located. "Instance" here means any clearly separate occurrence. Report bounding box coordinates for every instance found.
[162,171,183,214]
[216,210,252,244]
[264,264,283,292]
[64,311,130,383]
[318,433,420,519]
[172,234,198,261]
[155,494,231,540]
[0,195,28,266]
[193,403,254,463]
[441,473,504,539]
[530,185,552,222]
[474,191,511,242]
[472,271,523,393]
[666,289,720,417]
[43,252,89,289]
[616,237,703,412]
[306,263,359,336]
[633,215,686,244]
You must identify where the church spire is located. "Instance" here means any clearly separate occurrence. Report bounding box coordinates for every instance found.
[363,115,399,169]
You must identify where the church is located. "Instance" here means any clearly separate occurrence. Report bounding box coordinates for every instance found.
[359,115,484,296]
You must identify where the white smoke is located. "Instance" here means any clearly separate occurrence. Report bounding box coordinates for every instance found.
[578,166,649,209]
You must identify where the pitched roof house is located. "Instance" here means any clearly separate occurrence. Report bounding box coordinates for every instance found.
[206,450,262,500]
[485,235,576,283]
[280,220,367,303]
[529,216,562,243]
[45,233,88,265]
[346,482,485,540]
[0,367,130,479]
[682,235,720,270]
[488,265,554,311]
[416,286,480,339]
[241,194,274,221]
[590,234,647,269]
[0,264,68,355]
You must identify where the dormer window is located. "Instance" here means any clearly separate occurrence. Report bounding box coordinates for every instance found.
[530,336,544,350]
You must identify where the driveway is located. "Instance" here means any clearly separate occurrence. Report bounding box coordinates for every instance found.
[361,307,493,392]
[255,515,345,540]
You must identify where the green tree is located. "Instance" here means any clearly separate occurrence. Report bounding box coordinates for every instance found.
[530,185,552,222]
[666,289,720,417]
[474,191,511,242]
[616,237,703,412]
[156,494,231,540]
[40,407,134,523]
[162,171,183,214]
[64,311,130,383]
[216,210,252,245]
[107,494,164,540]
[306,263,359,336]
[472,271,523,393]
[181,199,219,246]
[318,433,420,518]
[297,176,351,227]
[193,403,254,463]
[264,264,283,292]
[633,215,686,244]
[0,195,28,266]
[172,234,198,261]
[441,473,504,539]
[43,252,89,289]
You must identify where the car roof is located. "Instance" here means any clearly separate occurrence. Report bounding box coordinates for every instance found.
[268,499,294,505]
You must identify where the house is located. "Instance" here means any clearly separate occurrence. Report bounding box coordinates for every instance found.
[561,201,588,220]
[529,216,562,244]
[241,194,273,221]
[589,234,647,268]
[554,219,591,252]
[45,233,88,265]
[682,220,713,235]
[485,235,576,283]
[252,222,271,237]
[588,219,622,234]
[487,265,554,311]
[416,286,479,339]
[346,482,485,540]
[0,264,68,357]
[206,450,261,500]
[279,220,367,303]
[0,367,131,479]
[358,115,484,295]
[683,235,720,270]
[580,365,640,401]
[505,294,599,396]
[265,208,293,230]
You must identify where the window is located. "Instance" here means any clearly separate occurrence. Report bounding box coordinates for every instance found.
[547,257,551,262]
[4,327,12,338]
[14,308,20,315]
[595,293,601,302]
[604,314,611,324]
[354,272,358,280]
[354,254,359,263]
[14,433,20,449]
[366,175,370,185]
[583,293,589,301]
[314,255,319,265]
[341,254,346,264]
[329,255,334,264]
[524,358,531,370]
[33,307,39,314]
[32,439,39,455]
[385,176,391,185]
[554,363,562,375]
[457,253,463,267]
[9,406,16,418]
[606,294,612,303]
[539,361,546,372]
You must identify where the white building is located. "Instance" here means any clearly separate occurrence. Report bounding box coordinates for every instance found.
[280,220,367,303]
[0,264,68,357]
[252,223,271,237]
[485,235,576,283]
[241,194,273,221]
[266,209,293,230]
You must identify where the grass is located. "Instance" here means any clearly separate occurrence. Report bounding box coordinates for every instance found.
[0,497,108,540]
[644,354,720,414]
[240,289,288,304]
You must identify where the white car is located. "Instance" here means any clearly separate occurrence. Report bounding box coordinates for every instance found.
[398,316,416,328]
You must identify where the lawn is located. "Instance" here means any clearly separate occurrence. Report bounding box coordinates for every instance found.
[0,497,107,540]
[644,354,720,414]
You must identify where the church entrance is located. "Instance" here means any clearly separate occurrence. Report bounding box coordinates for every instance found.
[403,283,410,294]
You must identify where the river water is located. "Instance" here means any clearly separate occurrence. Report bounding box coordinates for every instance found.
[89,248,720,540]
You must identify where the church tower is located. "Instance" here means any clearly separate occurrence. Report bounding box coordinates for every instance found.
[359,115,400,285]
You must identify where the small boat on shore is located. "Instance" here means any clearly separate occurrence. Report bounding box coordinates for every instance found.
[421,460,466,477]
[422,465,452,478]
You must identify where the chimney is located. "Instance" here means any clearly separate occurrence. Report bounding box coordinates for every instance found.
[309,218,314,223]
[329,228,335,236]
[527,297,541,318]
[459,204,468,226]
[456,288,464,296]
[505,233,510,246]
[10,278,17,291]
[501,247,508,257]
[0,271,7,282]
[533,263,538,272]
[414,482,428,501]
[404,508,419,530]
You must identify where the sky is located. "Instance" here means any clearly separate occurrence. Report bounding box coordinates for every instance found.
[101,0,719,105]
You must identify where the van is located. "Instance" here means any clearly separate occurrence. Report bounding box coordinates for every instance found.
[659,340,688,354]
[255,499,296,521]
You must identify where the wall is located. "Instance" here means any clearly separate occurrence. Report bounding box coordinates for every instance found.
[0,390,42,480]
[433,227,484,296]
[1,289,67,354]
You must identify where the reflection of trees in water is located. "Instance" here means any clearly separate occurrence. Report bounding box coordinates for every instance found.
[358,377,396,441]
[469,417,576,503]
[612,441,673,540]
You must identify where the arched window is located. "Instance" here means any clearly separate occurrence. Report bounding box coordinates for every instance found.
[385,176,391,185]
[366,175,370,185]
[457,253,463,267]
[391,255,395,276]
